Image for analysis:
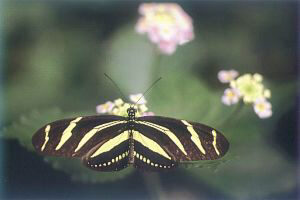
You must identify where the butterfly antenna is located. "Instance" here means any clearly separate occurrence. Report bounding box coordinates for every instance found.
[104,73,127,101]
[134,77,162,105]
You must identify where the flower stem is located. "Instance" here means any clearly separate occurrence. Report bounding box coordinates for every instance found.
[143,173,166,200]
[218,102,244,129]
[152,48,163,79]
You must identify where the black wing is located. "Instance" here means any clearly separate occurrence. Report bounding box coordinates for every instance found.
[32,115,129,171]
[135,116,229,164]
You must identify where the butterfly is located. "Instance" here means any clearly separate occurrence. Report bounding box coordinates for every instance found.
[32,106,229,172]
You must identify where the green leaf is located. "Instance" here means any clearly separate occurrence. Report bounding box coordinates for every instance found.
[44,157,134,183]
[1,108,63,151]
[179,156,234,172]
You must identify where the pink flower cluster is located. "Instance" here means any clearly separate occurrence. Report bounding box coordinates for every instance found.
[136,3,194,55]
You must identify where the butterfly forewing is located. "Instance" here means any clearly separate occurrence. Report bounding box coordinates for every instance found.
[136,116,229,162]
[32,115,126,158]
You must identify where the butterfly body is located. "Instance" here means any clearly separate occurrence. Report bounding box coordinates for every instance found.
[32,107,229,172]
[126,107,135,165]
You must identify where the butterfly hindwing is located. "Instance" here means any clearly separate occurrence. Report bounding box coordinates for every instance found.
[134,132,177,171]
[82,134,130,171]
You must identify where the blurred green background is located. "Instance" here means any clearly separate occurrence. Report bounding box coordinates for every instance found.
[0,1,298,200]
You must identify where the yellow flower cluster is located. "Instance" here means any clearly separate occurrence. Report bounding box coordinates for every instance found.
[96,94,154,117]
[230,73,271,104]
[219,70,272,119]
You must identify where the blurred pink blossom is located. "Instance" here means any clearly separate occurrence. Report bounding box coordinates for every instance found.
[136,3,194,55]
[253,98,272,118]
[221,88,241,106]
[142,112,155,117]
[96,101,114,114]
[218,70,239,83]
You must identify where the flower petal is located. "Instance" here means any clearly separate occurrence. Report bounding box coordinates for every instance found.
[253,98,272,119]
[218,70,239,83]
[129,93,147,104]
[96,101,114,114]
[221,88,241,106]
[136,3,194,55]
[114,98,124,106]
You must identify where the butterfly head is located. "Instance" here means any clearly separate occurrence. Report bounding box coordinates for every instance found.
[127,107,137,120]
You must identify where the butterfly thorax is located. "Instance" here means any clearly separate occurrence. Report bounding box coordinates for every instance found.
[127,107,137,164]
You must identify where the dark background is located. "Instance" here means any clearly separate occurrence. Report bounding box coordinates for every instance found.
[1,1,298,200]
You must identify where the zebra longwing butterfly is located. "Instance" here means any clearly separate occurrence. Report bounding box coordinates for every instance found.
[32,106,229,172]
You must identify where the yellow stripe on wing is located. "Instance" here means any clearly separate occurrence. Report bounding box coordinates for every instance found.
[55,117,82,150]
[41,125,51,151]
[90,130,129,158]
[133,130,171,160]
[212,130,220,155]
[181,120,206,155]
[74,120,126,152]
[137,121,187,156]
